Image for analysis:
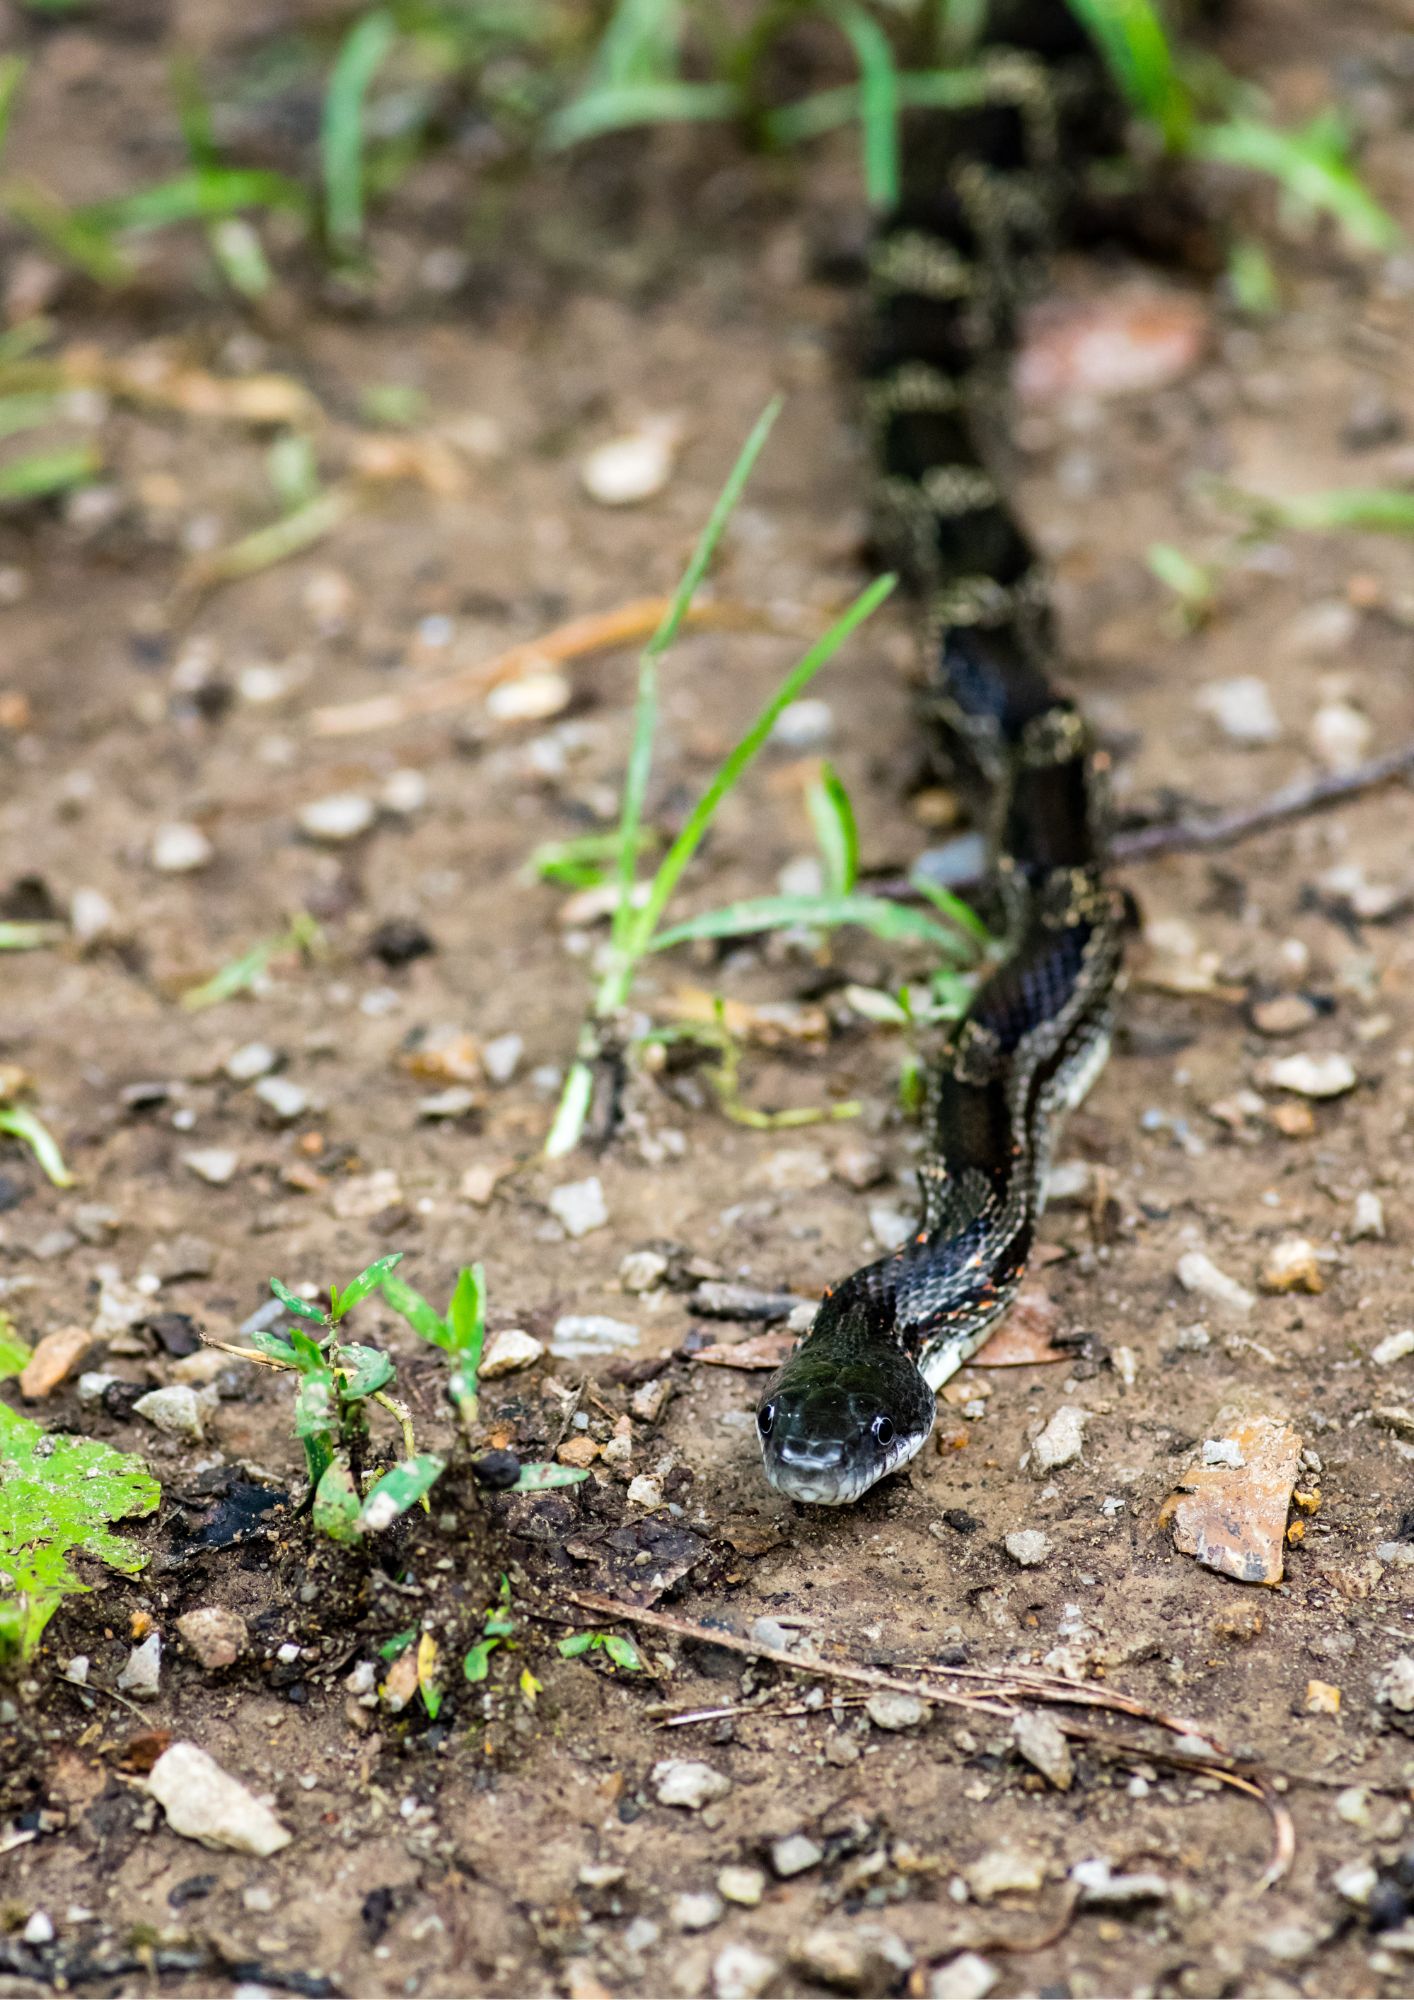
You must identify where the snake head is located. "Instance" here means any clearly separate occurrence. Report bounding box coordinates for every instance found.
[756,1298,937,1505]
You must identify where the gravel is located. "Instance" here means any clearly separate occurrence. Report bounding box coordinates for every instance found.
[150,822,213,872]
[1004,1528,1051,1567]
[1029,1405,1088,1474]
[297,791,377,842]
[651,1759,732,1809]
[771,1833,825,1878]
[548,1176,609,1238]
[551,1313,639,1358]
[147,1741,292,1856]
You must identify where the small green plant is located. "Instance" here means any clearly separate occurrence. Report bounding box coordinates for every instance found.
[0,1399,160,1666]
[544,398,985,1157]
[464,1572,516,1682]
[558,1628,644,1671]
[180,912,323,1011]
[0,1085,73,1189]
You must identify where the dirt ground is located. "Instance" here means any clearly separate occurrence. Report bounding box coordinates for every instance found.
[4,2,1414,1996]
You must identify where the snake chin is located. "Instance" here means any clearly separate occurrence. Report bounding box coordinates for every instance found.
[756,1368,936,1506]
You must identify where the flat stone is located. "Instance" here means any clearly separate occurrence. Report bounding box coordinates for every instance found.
[1029,1405,1088,1474]
[1162,1409,1302,1586]
[147,1741,291,1856]
[224,1042,279,1083]
[712,1944,780,2000]
[865,1691,925,1731]
[1012,1710,1073,1790]
[117,1631,162,1698]
[549,1176,609,1238]
[479,1328,544,1379]
[771,697,834,749]
[580,422,679,506]
[716,1865,766,1908]
[133,1384,206,1443]
[417,1086,477,1120]
[18,1324,92,1400]
[1195,676,1280,745]
[652,1759,731,1810]
[182,1148,239,1186]
[1176,1250,1255,1316]
[1310,700,1372,773]
[1352,1191,1386,1240]
[672,1892,723,1932]
[486,670,570,722]
[1263,1051,1358,1099]
[620,1248,669,1294]
[176,1606,249,1671]
[966,1846,1046,1900]
[482,1033,523,1084]
[1071,1858,1170,1906]
[551,1314,639,1359]
[1377,1656,1414,1713]
[930,1954,997,2000]
[756,1146,831,1193]
[1004,1529,1051,1567]
[1372,1330,1414,1367]
[1261,1237,1323,1295]
[790,1926,912,1995]
[771,1833,824,1878]
[253,1076,308,1123]
[150,822,213,873]
[298,792,376,843]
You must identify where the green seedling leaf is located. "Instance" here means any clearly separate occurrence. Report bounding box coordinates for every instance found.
[208,217,273,299]
[333,1343,395,1400]
[0,1105,73,1187]
[463,1637,500,1682]
[0,1401,160,1664]
[80,167,309,236]
[180,913,323,1011]
[806,761,859,896]
[330,1252,403,1321]
[0,1314,31,1381]
[270,1277,327,1325]
[533,830,657,890]
[510,1461,592,1492]
[323,9,398,253]
[546,79,739,150]
[379,1272,448,1348]
[557,1632,595,1658]
[1226,235,1280,318]
[380,1627,416,1661]
[247,1327,298,1364]
[1065,0,1190,150]
[823,0,900,208]
[311,1457,362,1542]
[1193,111,1399,254]
[909,871,993,949]
[602,1634,643,1670]
[186,484,355,593]
[0,392,63,441]
[483,1612,515,1640]
[1147,540,1218,627]
[0,920,65,949]
[268,432,320,513]
[0,182,134,285]
[0,443,100,504]
[650,891,974,956]
[842,983,911,1026]
[356,1453,445,1533]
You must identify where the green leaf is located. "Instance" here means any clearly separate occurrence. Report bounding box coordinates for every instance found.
[0,1401,160,1664]
[331,1252,404,1322]
[806,761,859,896]
[510,1461,591,1492]
[0,181,134,285]
[445,1264,485,1365]
[247,1327,298,1365]
[1192,111,1399,254]
[380,1627,416,1661]
[546,78,740,150]
[356,1453,445,1532]
[269,1277,327,1325]
[602,1634,644,1671]
[823,0,899,208]
[483,1612,515,1639]
[180,914,323,1012]
[311,1457,363,1543]
[1064,0,1190,150]
[322,9,397,253]
[0,919,65,949]
[0,444,100,505]
[557,1632,595,1657]
[293,1364,336,1442]
[380,1272,448,1349]
[0,1314,31,1380]
[333,1343,394,1400]
[79,167,309,237]
[650,891,974,956]
[0,55,26,167]
[463,1636,500,1682]
[0,1105,73,1187]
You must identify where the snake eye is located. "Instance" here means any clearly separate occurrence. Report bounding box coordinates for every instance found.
[757,1402,776,1438]
[871,1414,896,1447]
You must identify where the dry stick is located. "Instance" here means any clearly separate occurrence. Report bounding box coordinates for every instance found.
[565,1587,1294,1888]
[311,598,795,737]
[1112,739,1414,864]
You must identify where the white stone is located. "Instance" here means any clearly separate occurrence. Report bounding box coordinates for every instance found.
[479,1328,544,1379]
[1352,1191,1386,1240]
[1333,1861,1379,1907]
[1071,1858,1170,1905]
[297,792,376,843]
[482,1033,523,1084]
[930,1953,997,2000]
[183,1147,239,1185]
[1005,1529,1051,1567]
[1373,1330,1414,1367]
[417,1086,476,1120]
[771,698,834,749]
[224,1042,279,1083]
[758,1146,830,1193]
[1195,676,1280,745]
[580,423,678,506]
[771,1833,824,1877]
[1176,1250,1255,1315]
[77,1372,118,1404]
[486,670,571,723]
[712,1944,780,2000]
[117,1631,162,1698]
[133,1384,205,1442]
[1264,1051,1358,1099]
[549,1176,609,1238]
[381,768,427,816]
[966,1846,1047,1900]
[652,1759,732,1809]
[1030,1405,1088,1474]
[1201,1438,1245,1468]
[150,822,213,873]
[1377,1655,1414,1713]
[620,1248,669,1294]
[627,1473,663,1509]
[866,1690,925,1730]
[70,886,117,943]
[253,1075,308,1123]
[147,1741,292,1856]
[716,1865,766,1908]
[1309,700,1372,773]
[551,1313,639,1358]
[22,1912,54,1947]
[1012,1710,1072,1789]
[672,1892,724,1932]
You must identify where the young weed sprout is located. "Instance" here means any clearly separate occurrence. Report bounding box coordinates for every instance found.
[206,1252,585,1543]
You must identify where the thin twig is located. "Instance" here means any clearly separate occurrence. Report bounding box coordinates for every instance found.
[1111,740,1414,864]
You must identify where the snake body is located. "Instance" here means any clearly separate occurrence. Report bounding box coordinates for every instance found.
[758,6,1131,1505]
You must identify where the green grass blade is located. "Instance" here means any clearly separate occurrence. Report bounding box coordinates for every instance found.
[81,167,309,236]
[764,66,996,151]
[0,919,65,949]
[909,869,993,949]
[650,890,974,956]
[1192,112,1399,253]
[0,443,99,503]
[806,761,859,896]
[0,55,26,166]
[1064,0,1191,149]
[1216,481,1414,536]
[0,391,63,440]
[169,53,218,169]
[0,1105,73,1187]
[322,9,398,252]
[588,0,683,88]
[629,572,897,955]
[825,0,899,209]
[545,79,741,150]
[612,396,783,956]
[0,183,133,284]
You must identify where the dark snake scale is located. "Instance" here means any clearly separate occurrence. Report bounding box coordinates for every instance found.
[758,5,1132,1505]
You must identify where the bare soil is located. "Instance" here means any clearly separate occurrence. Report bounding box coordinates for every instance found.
[4,3,1414,1996]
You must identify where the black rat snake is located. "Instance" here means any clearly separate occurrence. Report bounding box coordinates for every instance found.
[758,4,1133,1504]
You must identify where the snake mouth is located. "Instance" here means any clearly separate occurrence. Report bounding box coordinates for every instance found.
[761,1426,929,1506]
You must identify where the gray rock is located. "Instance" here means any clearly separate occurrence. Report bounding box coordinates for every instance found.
[1029,1405,1088,1474]
[771,1833,824,1878]
[712,1944,780,1999]
[183,1147,239,1186]
[652,1759,731,1810]
[482,1033,523,1084]
[549,1176,609,1238]
[966,1846,1047,1900]
[1004,1529,1051,1567]
[551,1313,639,1359]
[253,1075,308,1123]
[716,1865,766,1908]
[479,1329,544,1379]
[672,1892,724,1932]
[117,1632,162,1698]
[150,1234,216,1282]
[150,822,213,873]
[1012,1710,1072,1790]
[177,1606,249,1671]
[224,1042,279,1083]
[147,1741,291,1856]
[865,1690,925,1731]
[133,1384,205,1443]
[620,1248,670,1294]
[789,1923,913,1995]
[298,792,376,843]
[929,1956,997,2000]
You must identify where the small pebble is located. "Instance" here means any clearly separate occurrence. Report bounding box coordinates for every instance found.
[789,1924,913,1994]
[626,1472,663,1509]
[71,886,117,944]
[22,1912,55,1947]
[580,421,679,506]
[771,698,834,750]
[1071,1858,1170,1906]
[868,1203,913,1252]
[224,1042,279,1083]
[1029,1405,1088,1474]
[1195,676,1280,746]
[1263,1051,1357,1099]
[551,1313,639,1358]
[620,1248,669,1294]
[150,822,213,873]
[117,1631,162,1699]
[771,1833,825,1878]
[712,1944,780,2000]
[1352,1191,1386,1240]
[549,1176,609,1238]
[479,1328,544,1379]
[486,671,571,723]
[966,1847,1046,1900]
[834,1141,886,1190]
[253,1076,308,1123]
[1004,1528,1051,1567]
[1202,1438,1244,1468]
[1011,1710,1072,1790]
[757,1147,830,1193]
[133,1384,205,1443]
[381,768,427,816]
[183,1147,239,1186]
[18,1324,92,1400]
[1310,700,1372,773]
[176,1606,249,1671]
[1251,994,1316,1037]
[1333,1861,1379,1908]
[482,1033,523,1084]
[1261,1236,1323,1295]
[672,1892,723,1933]
[865,1691,925,1731]
[716,1865,766,1908]
[297,792,376,843]
[652,1759,732,1810]
[1176,1250,1254,1316]
[1372,1330,1414,1367]
[929,1954,997,2000]
[150,1234,216,1283]
[417,1086,476,1120]
[147,1741,291,1856]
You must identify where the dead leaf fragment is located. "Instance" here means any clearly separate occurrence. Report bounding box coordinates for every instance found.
[1017,289,1210,404]
[1161,1410,1303,1586]
[19,1324,93,1400]
[691,1331,796,1372]
[972,1289,1067,1368]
